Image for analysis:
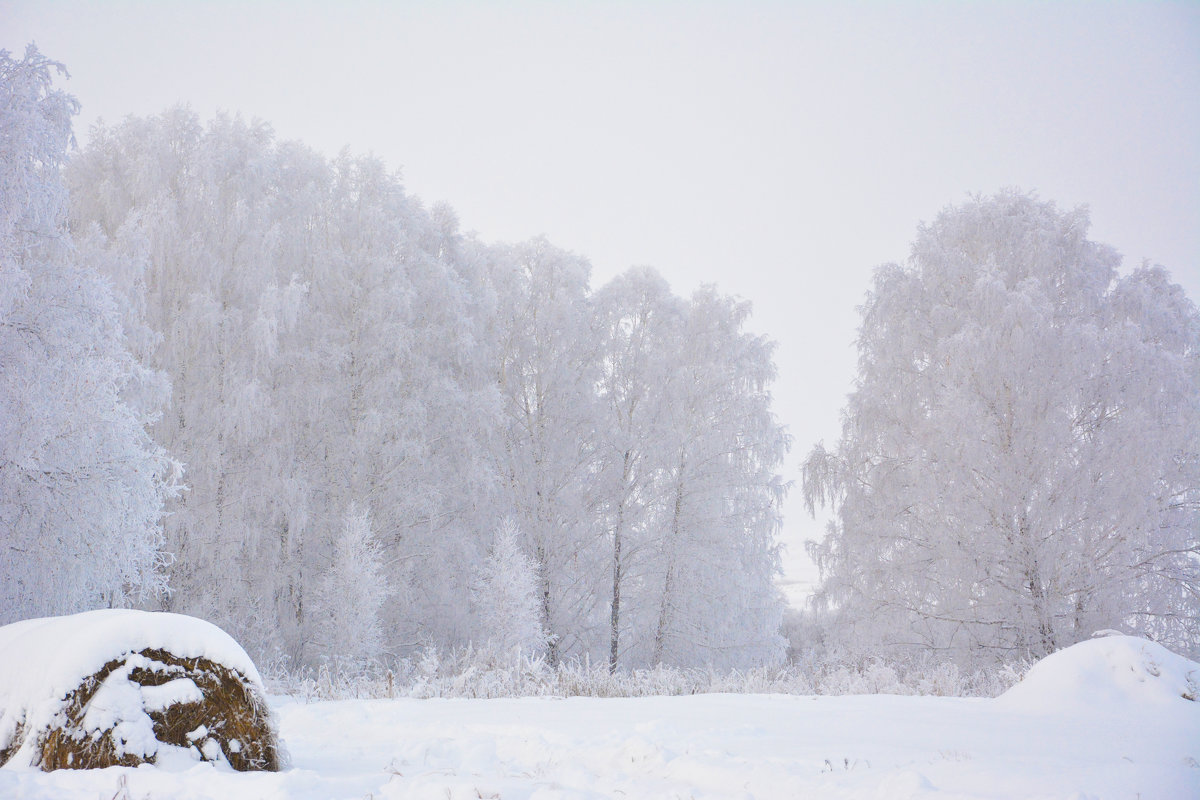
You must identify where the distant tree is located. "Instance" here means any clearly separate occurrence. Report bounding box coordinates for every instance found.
[803,191,1200,665]
[306,153,497,656]
[470,518,548,656]
[68,109,308,656]
[0,46,177,622]
[309,504,389,669]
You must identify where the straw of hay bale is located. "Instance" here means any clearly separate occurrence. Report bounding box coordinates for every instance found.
[29,647,283,771]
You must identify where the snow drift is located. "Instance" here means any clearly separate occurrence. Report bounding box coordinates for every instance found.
[999,633,1199,712]
[0,610,284,771]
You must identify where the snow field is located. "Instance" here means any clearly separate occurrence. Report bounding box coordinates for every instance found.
[1,689,1196,799]
[1,634,1196,798]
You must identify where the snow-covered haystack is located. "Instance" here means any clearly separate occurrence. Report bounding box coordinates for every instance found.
[0,610,284,772]
[998,634,1199,712]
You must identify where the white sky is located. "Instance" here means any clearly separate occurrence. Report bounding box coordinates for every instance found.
[5,1,1198,605]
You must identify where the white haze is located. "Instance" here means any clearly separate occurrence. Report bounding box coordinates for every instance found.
[3,0,1198,601]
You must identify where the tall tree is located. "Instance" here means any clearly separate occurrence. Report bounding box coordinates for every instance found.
[647,287,790,668]
[68,110,304,655]
[485,238,606,665]
[803,191,1200,665]
[302,152,496,655]
[0,46,177,623]
[592,267,684,671]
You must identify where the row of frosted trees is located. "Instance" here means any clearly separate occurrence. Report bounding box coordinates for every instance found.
[45,102,789,671]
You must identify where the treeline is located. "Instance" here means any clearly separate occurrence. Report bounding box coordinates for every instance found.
[48,106,789,671]
[9,48,1196,677]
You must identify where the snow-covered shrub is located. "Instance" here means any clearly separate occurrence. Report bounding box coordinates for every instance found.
[912,662,962,697]
[0,610,284,771]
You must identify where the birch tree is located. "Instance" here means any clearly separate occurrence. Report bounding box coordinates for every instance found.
[67,110,306,656]
[486,238,606,665]
[309,504,390,669]
[69,116,497,663]
[592,267,684,670]
[804,191,1200,665]
[649,288,790,669]
[470,518,548,656]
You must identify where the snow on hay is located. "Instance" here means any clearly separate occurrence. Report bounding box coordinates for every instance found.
[0,610,285,771]
[998,633,1200,713]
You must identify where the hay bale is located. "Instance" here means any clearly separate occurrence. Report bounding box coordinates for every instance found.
[0,610,285,771]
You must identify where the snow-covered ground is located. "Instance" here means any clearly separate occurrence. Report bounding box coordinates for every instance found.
[1,636,1197,799]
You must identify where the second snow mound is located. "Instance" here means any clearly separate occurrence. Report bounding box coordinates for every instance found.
[0,610,284,772]
[998,634,1199,713]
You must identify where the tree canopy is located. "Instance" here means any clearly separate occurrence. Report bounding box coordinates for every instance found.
[58,104,790,671]
[804,191,1200,666]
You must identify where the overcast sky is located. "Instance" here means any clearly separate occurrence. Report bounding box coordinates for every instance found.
[5,0,1198,604]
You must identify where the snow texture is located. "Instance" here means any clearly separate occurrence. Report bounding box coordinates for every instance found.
[1,636,1196,798]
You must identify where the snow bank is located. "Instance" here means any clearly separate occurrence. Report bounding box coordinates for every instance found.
[0,610,263,703]
[998,634,1200,713]
[0,609,280,771]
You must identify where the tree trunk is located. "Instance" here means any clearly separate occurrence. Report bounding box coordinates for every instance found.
[1020,516,1056,657]
[609,528,621,673]
[609,449,632,673]
[653,459,686,666]
[536,543,558,667]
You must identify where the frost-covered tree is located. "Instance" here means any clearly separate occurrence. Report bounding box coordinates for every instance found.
[470,518,548,656]
[301,153,496,655]
[0,46,177,622]
[592,267,684,670]
[485,238,607,665]
[647,287,790,669]
[309,504,390,669]
[803,191,1200,665]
